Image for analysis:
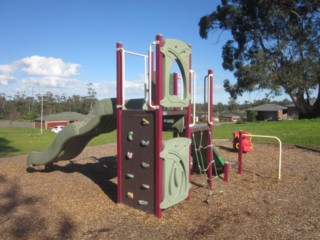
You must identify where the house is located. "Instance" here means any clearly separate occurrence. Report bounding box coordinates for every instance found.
[222,112,242,122]
[246,104,287,121]
[196,112,220,123]
[286,99,316,119]
[35,112,86,129]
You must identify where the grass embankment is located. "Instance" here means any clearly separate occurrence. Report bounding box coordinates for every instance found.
[213,119,320,149]
[0,119,319,157]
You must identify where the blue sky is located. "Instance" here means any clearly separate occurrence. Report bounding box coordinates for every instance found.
[0,0,282,104]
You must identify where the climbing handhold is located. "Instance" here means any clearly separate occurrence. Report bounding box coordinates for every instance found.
[127,192,134,199]
[127,131,134,141]
[141,118,150,125]
[141,140,150,146]
[141,162,150,168]
[126,152,133,159]
[126,173,134,179]
[141,184,150,189]
[138,200,148,205]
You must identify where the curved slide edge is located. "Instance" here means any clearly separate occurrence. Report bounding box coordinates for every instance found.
[27,98,147,167]
[27,98,118,167]
[27,98,148,167]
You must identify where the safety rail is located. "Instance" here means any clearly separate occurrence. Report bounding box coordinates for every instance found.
[117,44,160,110]
[189,70,196,127]
[241,133,283,180]
[148,41,159,109]
[203,72,213,125]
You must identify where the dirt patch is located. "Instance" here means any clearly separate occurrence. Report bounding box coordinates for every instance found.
[0,141,319,239]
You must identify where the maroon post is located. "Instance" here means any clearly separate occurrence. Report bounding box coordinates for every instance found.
[207,69,213,189]
[173,72,178,96]
[238,131,243,174]
[224,163,230,182]
[116,42,123,203]
[155,34,163,218]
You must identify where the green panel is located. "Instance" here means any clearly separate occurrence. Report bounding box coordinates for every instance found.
[160,137,191,209]
[160,39,191,108]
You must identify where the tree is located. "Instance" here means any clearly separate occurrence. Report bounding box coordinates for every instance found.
[227,97,239,112]
[199,0,320,118]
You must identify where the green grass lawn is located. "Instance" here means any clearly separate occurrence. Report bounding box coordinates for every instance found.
[0,119,319,157]
[213,119,320,148]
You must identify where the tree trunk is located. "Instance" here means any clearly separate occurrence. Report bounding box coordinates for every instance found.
[297,84,320,119]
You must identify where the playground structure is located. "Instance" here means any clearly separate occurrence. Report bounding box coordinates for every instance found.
[27,34,227,218]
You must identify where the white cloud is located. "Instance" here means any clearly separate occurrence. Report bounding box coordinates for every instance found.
[21,76,83,88]
[0,55,82,92]
[17,56,80,76]
[0,64,17,85]
[0,74,15,85]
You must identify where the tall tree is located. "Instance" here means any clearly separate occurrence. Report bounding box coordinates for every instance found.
[199,0,320,118]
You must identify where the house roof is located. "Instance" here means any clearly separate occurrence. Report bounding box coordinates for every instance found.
[36,112,86,121]
[223,112,242,117]
[246,104,287,112]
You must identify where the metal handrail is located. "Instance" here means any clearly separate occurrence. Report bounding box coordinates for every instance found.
[207,73,213,125]
[148,41,159,109]
[118,48,149,109]
[189,70,196,127]
[243,134,283,180]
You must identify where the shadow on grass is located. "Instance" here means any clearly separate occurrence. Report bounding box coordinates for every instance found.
[27,156,118,203]
[0,175,75,239]
[0,137,20,157]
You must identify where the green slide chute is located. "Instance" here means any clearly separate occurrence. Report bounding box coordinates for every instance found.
[27,98,146,167]
[212,146,225,175]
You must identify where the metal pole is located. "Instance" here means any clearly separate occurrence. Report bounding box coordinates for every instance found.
[40,95,43,134]
[155,34,163,218]
[243,134,282,180]
[238,131,243,174]
[116,42,123,204]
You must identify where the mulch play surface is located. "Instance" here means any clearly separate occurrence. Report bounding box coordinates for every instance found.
[1,141,319,239]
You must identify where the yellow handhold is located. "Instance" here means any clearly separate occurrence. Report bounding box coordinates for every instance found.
[141,118,150,125]
[141,184,150,189]
[127,192,134,199]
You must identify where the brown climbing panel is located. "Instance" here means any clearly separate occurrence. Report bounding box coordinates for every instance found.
[121,110,155,213]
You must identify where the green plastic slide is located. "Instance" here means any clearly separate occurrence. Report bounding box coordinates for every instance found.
[27,98,147,167]
[212,146,225,175]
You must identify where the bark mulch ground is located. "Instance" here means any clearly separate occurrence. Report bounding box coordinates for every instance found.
[0,141,319,239]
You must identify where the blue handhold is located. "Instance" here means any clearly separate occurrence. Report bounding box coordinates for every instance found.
[138,200,148,205]
[127,131,134,141]
[141,140,150,147]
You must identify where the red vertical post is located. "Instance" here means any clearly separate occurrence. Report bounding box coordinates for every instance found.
[224,163,230,182]
[155,34,163,218]
[173,72,178,96]
[238,131,243,174]
[207,69,213,189]
[173,72,179,112]
[116,42,123,203]
[150,50,155,106]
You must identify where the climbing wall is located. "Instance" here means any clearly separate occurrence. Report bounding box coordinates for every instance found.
[121,110,155,213]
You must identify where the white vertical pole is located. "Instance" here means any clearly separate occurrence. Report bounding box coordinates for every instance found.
[40,95,43,134]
